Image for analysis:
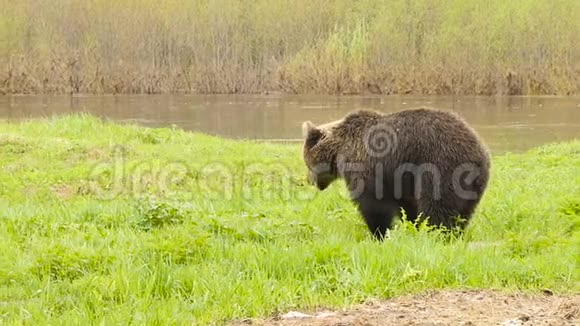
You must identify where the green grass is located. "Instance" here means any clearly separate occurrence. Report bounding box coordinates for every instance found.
[1,0,579,95]
[0,114,579,325]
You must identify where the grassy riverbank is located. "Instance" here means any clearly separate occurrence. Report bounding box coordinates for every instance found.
[1,0,579,96]
[0,115,579,324]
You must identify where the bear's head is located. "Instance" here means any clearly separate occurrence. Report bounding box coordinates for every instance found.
[301,118,343,190]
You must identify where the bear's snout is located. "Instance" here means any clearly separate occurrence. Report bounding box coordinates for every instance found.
[307,169,334,190]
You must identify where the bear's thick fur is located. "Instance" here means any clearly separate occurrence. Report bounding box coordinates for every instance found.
[301,107,491,240]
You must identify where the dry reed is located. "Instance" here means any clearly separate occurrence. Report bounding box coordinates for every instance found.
[1,0,579,95]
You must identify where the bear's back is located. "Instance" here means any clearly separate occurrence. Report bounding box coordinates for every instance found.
[376,108,490,169]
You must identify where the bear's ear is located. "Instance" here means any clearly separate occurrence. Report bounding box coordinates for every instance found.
[302,121,315,138]
[302,121,324,148]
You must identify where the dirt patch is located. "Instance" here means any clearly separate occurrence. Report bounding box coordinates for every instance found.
[232,290,579,326]
[50,183,76,199]
[87,147,108,160]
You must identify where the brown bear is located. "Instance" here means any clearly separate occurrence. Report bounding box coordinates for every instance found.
[301,107,491,240]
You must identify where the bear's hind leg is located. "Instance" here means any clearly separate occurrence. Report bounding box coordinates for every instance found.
[417,201,472,232]
[356,196,399,240]
[399,199,418,225]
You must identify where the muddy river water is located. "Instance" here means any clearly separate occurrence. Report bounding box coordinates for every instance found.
[1,94,579,154]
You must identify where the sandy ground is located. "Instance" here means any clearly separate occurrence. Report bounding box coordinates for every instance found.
[231,290,579,326]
